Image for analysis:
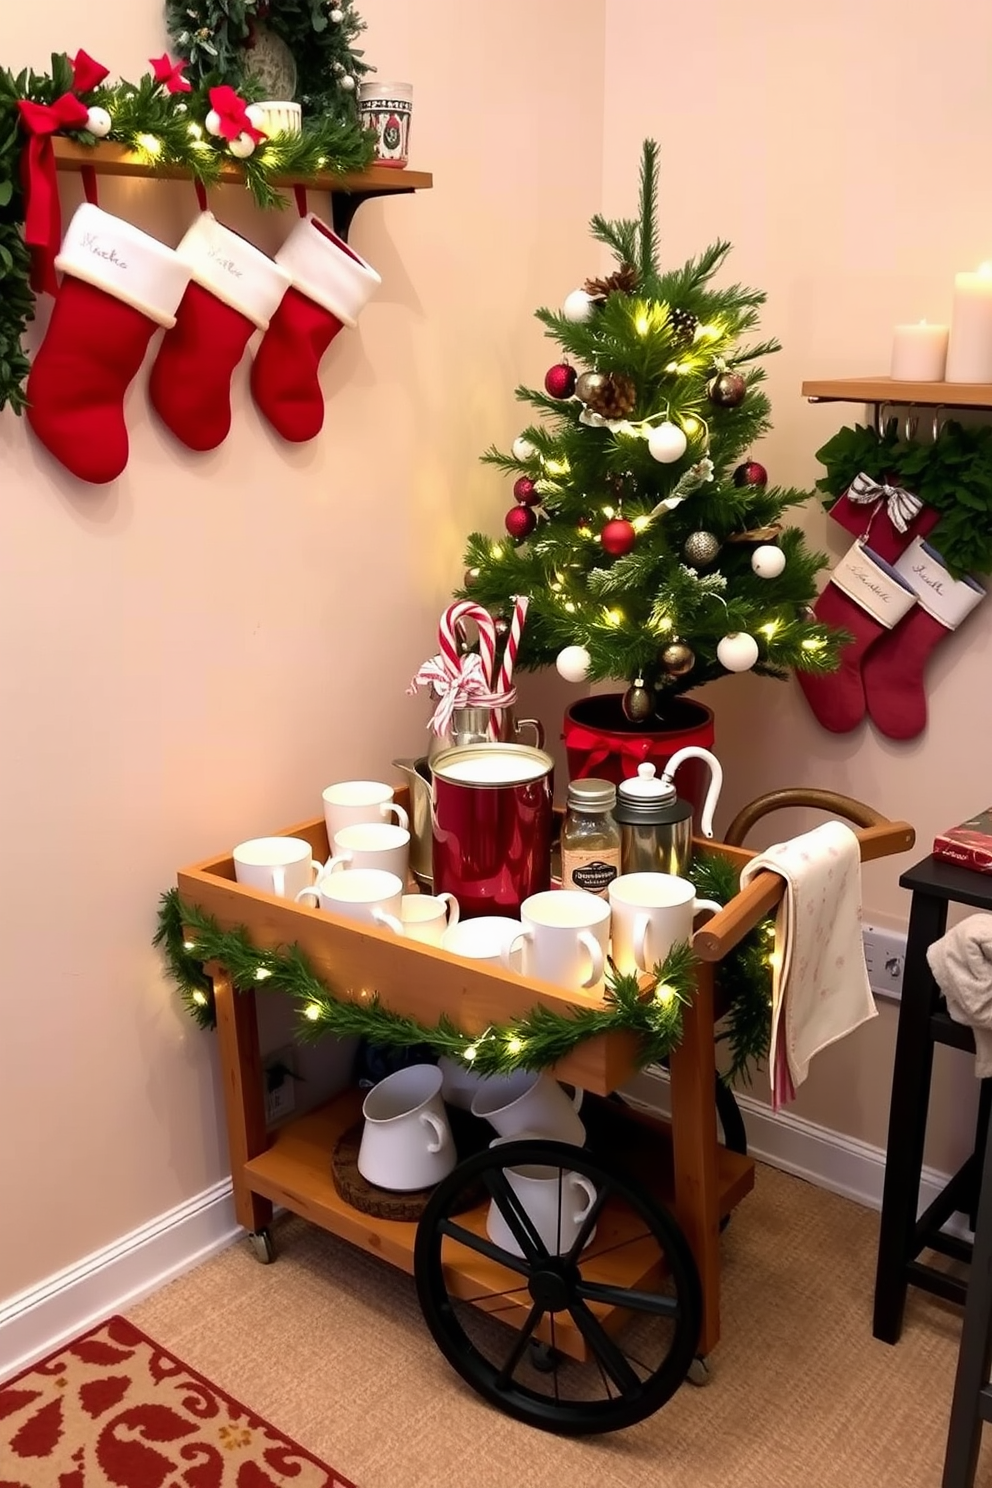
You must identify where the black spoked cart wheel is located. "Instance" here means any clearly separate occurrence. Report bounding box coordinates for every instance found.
[413,1139,702,1435]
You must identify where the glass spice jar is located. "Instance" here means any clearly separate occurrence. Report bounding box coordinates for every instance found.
[560,778,621,898]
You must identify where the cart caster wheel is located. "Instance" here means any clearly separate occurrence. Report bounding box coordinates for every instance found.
[414,1138,702,1435]
[528,1339,562,1374]
[687,1355,711,1387]
[248,1228,275,1265]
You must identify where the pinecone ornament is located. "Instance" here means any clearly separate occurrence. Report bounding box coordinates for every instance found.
[584,262,640,299]
[668,307,699,348]
[583,370,637,419]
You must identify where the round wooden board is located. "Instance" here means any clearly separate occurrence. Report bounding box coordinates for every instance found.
[331,1109,490,1222]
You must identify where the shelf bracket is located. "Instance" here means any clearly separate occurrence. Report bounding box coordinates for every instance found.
[331,185,416,242]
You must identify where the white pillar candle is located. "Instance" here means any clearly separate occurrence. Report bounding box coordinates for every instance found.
[890,320,949,381]
[946,263,992,382]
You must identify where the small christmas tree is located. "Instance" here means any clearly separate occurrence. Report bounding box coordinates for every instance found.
[459,140,840,723]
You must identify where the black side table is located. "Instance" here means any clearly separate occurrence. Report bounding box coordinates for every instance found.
[943,1106,992,1487]
[873,854,992,1345]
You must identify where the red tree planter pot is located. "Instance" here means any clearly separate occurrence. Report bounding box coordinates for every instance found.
[563,694,715,823]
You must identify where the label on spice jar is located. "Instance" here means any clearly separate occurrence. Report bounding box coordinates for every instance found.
[562,849,619,897]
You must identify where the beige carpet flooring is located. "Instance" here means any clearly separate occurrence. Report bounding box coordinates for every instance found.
[128,1163,992,1488]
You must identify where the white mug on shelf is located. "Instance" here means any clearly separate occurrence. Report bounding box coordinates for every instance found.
[358,1065,456,1191]
[322,780,409,841]
[608,872,721,976]
[442,916,524,970]
[233,836,323,900]
[471,1069,585,1148]
[400,892,459,946]
[324,821,410,883]
[295,866,403,934]
[485,1132,597,1257]
[503,890,611,992]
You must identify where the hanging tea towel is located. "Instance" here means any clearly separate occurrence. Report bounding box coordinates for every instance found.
[739,820,876,1108]
[927,915,992,1076]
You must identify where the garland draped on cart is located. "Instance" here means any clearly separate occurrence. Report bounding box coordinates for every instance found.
[154,852,774,1083]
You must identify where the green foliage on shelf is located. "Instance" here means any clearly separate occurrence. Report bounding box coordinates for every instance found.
[154,852,774,1084]
[458,139,841,704]
[815,419,992,578]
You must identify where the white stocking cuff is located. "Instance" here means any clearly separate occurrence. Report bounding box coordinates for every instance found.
[894,538,986,629]
[830,541,917,629]
[175,213,292,329]
[274,214,381,327]
[55,204,190,328]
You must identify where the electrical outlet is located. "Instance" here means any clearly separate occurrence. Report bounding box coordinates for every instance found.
[863,923,908,1003]
[263,1045,298,1125]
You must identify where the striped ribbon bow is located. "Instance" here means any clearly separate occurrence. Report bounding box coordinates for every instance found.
[847,471,923,534]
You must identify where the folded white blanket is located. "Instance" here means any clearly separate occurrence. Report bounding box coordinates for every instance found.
[927,914,992,1077]
[739,820,876,1107]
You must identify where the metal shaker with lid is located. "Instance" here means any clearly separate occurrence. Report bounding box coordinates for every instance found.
[614,747,723,877]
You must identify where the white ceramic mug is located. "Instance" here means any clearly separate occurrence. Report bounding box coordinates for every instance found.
[485,1132,597,1257]
[233,836,323,900]
[471,1069,586,1147]
[294,866,403,934]
[324,821,410,883]
[504,890,611,992]
[608,872,722,976]
[400,892,459,945]
[358,1065,456,1191]
[322,780,409,841]
[442,916,524,970]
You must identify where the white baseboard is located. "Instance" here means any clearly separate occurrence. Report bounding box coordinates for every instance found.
[0,1178,240,1383]
[621,1065,969,1232]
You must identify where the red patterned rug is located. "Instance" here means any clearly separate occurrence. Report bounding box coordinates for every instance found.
[0,1315,355,1488]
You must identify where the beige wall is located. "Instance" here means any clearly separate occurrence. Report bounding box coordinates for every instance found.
[602,0,992,1165]
[0,0,606,1300]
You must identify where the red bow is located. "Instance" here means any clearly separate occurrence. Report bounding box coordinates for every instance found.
[149,53,192,94]
[17,93,90,296]
[208,85,265,144]
[562,723,656,778]
[71,49,110,94]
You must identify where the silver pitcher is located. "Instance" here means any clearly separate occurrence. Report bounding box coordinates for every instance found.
[395,708,545,888]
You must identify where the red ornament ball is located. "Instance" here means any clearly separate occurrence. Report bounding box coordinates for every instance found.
[505,505,537,540]
[600,518,636,556]
[708,371,746,408]
[733,460,768,489]
[513,475,539,506]
[544,362,577,399]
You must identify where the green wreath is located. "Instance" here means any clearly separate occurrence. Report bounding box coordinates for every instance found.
[165,0,374,122]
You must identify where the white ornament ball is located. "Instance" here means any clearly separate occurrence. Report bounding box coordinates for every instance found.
[245,104,266,129]
[647,420,688,464]
[751,544,787,579]
[556,645,592,683]
[85,106,112,138]
[229,132,257,159]
[205,109,224,137]
[512,435,536,462]
[562,288,595,324]
[330,6,345,19]
[339,74,356,91]
[717,632,760,673]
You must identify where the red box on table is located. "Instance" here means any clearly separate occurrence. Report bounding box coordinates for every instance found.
[933,807,992,874]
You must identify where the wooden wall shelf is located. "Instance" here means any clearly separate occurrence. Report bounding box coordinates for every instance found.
[802,376,992,410]
[52,139,432,238]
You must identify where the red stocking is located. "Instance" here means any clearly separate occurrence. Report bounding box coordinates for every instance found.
[863,538,986,740]
[828,473,939,563]
[797,540,917,732]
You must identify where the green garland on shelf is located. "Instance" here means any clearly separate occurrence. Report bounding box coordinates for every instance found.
[153,851,774,1083]
[815,419,992,579]
[165,0,373,122]
[0,49,374,413]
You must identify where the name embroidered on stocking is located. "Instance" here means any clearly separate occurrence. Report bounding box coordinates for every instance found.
[80,232,128,270]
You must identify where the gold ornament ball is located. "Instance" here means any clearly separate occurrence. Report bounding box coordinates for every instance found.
[574,370,607,405]
[623,680,655,722]
[684,530,720,566]
[660,641,695,676]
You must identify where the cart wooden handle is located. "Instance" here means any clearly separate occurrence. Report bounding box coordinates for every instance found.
[692,816,915,963]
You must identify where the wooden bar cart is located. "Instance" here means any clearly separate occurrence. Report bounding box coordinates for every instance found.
[176,791,913,1433]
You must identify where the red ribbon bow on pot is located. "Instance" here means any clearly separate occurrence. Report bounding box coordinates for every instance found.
[563,723,656,778]
[17,93,90,295]
[207,86,266,144]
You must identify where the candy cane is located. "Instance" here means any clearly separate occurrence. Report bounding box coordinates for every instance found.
[496,595,529,698]
[440,601,497,690]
